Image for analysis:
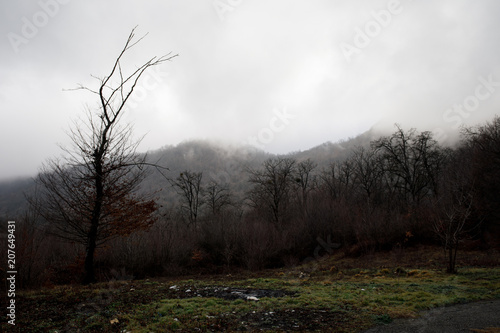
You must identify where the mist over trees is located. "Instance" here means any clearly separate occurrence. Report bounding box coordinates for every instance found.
[2,115,500,286]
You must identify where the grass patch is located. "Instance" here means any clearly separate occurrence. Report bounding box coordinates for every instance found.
[373,313,393,324]
[4,258,500,332]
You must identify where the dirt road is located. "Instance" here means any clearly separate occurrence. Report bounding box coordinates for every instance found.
[363,299,500,333]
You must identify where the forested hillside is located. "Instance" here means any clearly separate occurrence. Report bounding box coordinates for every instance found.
[0,127,377,219]
[2,117,500,287]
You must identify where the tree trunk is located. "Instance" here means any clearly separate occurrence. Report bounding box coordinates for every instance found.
[83,205,101,284]
[83,155,104,284]
[83,224,98,284]
[447,246,454,273]
[447,243,458,274]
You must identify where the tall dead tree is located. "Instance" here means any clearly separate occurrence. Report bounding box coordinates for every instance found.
[30,28,177,284]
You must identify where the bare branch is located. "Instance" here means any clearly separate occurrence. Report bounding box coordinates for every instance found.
[30,27,175,284]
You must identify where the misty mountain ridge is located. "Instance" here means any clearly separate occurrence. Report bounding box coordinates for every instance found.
[134,125,386,200]
[0,124,450,218]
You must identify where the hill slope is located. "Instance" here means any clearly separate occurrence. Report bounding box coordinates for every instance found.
[0,128,380,218]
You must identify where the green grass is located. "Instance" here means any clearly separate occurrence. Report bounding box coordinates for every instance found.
[5,265,500,332]
[124,268,499,332]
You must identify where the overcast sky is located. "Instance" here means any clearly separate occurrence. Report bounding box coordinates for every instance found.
[1,0,500,180]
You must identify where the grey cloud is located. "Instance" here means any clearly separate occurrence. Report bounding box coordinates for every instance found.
[1,0,499,179]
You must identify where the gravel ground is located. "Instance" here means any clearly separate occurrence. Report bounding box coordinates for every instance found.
[363,299,500,333]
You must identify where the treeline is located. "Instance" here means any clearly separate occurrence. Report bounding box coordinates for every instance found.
[6,116,500,287]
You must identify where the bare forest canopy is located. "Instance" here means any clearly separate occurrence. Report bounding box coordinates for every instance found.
[0,125,379,218]
[1,115,500,286]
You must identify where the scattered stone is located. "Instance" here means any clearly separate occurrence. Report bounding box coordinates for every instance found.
[177,286,295,301]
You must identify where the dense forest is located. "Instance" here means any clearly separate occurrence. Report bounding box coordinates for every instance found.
[1,116,499,287]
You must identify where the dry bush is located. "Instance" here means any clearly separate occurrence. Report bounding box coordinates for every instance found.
[238,219,280,270]
[198,209,242,266]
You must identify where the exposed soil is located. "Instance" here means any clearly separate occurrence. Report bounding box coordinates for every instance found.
[2,246,498,332]
[237,308,355,332]
[363,299,500,333]
[4,283,302,332]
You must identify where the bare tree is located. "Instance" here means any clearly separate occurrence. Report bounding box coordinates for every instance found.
[462,116,500,245]
[319,163,339,201]
[350,146,383,204]
[29,28,177,284]
[319,159,355,202]
[293,158,317,217]
[463,115,500,159]
[170,170,204,227]
[204,181,231,216]
[433,151,477,273]
[247,157,296,226]
[372,125,445,208]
